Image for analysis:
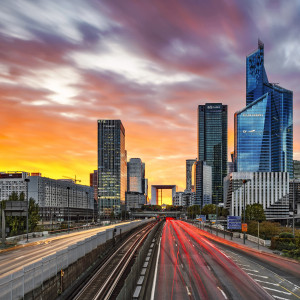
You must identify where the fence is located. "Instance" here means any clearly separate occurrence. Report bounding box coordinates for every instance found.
[0,219,152,300]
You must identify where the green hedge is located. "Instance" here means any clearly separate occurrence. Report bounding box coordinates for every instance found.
[271,237,299,251]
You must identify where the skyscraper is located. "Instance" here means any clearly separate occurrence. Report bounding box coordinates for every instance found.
[198,103,227,204]
[98,120,127,216]
[234,41,293,176]
[186,159,197,192]
[127,158,144,193]
[192,161,212,207]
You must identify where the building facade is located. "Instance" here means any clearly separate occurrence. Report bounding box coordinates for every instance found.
[192,161,212,207]
[0,172,94,222]
[173,191,195,207]
[198,103,227,204]
[186,159,197,192]
[293,160,300,179]
[98,120,127,216]
[125,192,146,210]
[0,171,29,201]
[234,41,293,176]
[224,172,290,220]
[127,158,144,193]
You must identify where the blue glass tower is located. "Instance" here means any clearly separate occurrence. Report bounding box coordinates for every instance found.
[235,41,293,176]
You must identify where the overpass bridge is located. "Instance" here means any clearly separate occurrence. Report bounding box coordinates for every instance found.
[131,211,184,218]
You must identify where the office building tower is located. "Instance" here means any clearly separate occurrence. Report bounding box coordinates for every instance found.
[192,161,212,207]
[186,159,197,192]
[198,103,227,204]
[234,41,293,176]
[127,158,144,193]
[98,120,127,216]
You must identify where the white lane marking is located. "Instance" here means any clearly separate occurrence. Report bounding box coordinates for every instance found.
[14,256,24,260]
[238,264,250,267]
[272,295,290,300]
[207,265,211,271]
[242,268,259,273]
[217,287,228,299]
[150,234,162,300]
[181,263,184,268]
[247,273,268,278]
[186,286,191,296]
[262,287,291,295]
[254,279,279,286]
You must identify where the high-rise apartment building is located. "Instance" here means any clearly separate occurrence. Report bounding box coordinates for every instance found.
[234,41,293,176]
[198,104,227,204]
[98,120,127,216]
[186,159,197,192]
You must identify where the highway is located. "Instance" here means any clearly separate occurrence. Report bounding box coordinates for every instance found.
[152,220,300,300]
[0,222,131,277]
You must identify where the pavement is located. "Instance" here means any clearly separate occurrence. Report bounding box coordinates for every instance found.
[191,222,276,254]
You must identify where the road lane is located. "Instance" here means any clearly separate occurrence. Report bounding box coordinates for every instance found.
[154,220,272,300]
[0,221,133,277]
[184,221,300,300]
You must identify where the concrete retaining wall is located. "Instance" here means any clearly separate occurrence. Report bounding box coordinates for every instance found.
[0,219,152,300]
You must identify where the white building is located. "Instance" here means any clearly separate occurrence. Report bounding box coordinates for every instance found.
[224,172,290,219]
[0,172,94,222]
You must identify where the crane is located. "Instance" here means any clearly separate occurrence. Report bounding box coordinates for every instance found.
[62,175,81,184]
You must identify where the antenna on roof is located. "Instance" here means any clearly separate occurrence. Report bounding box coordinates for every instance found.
[258,38,264,49]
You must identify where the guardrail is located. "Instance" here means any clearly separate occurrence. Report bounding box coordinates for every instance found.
[0,219,153,300]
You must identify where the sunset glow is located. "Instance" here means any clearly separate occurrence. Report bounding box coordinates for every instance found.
[1,1,299,203]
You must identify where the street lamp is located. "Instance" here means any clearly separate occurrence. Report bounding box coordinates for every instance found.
[292,179,295,237]
[242,179,249,245]
[67,187,70,233]
[86,191,88,225]
[24,178,30,243]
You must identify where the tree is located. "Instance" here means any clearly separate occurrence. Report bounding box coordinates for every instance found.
[242,203,266,222]
[201,204,216,216]
[28,198,40,232]
[187,205,200,219]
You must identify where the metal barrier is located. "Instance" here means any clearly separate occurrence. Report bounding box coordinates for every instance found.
[0,219,153,300]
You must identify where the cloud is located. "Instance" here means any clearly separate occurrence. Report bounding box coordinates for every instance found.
[0,0,299,196]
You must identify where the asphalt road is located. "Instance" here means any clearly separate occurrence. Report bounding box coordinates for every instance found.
[153,220,281,300]
[0,222,130,277]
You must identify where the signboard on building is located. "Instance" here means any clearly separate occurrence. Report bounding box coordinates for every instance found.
[227,216,241,230]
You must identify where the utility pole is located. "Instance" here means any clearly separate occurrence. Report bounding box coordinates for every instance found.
[25,178,30,243]
[67,187,70,233]
[293,179,295,237]
[242,179,247,245]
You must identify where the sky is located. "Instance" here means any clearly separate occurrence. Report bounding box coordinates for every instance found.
[0,0,300,203]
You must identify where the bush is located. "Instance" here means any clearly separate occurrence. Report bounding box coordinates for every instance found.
[279,232,294,238]
[271,237,297,251]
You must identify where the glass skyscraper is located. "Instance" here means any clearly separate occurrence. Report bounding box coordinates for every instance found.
[235,41,293,176]
[98,120,127,216]
[198,103,228,205]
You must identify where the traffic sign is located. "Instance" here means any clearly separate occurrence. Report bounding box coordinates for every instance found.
[208,214,217,220]
[227,216,241,230]
[242,223,248,232]
[199,215,206,222]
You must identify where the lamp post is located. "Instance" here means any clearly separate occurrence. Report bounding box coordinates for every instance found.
[86,192,88,225]
[25,178,30,243]
[242,179,247,244]
[67,187,70,233]
[293,179,295,237]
